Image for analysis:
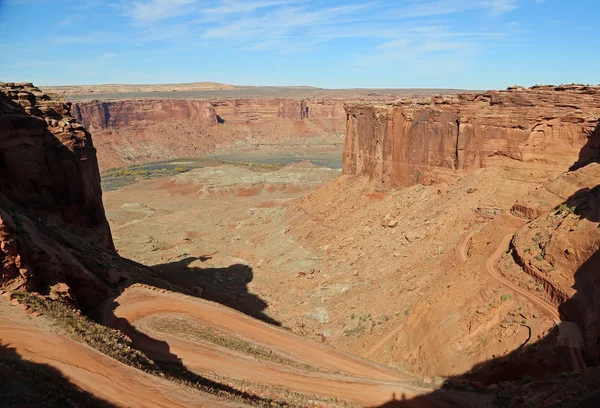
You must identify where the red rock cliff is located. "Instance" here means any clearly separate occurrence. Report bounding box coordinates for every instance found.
[73,99,218,130]
[343,85,600,186]
[72,98,347,171]
[0,82,116,307]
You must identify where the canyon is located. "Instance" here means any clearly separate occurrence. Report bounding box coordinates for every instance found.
[1,81,600,408]
[71,97,347,171]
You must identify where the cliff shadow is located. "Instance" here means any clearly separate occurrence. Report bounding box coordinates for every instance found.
[150,257,280,326]
[373,181,600,407]
[570,120,600,171]
[0,343,116,407]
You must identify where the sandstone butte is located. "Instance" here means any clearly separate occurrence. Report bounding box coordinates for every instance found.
[343,85,600,186]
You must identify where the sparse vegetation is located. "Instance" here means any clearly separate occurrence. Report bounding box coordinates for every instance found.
[556,203,568,214]
[344,324,366,337]
[12,292,158,372]
[501,294,513,302]
[147,316,326,374]
[12,293,350,407]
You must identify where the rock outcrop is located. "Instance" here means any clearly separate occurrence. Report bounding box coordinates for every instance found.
[511,162,600,360]
[0,82,113,250]
[343,85,600,187]
[72,98,347,171]
[0,82,116,308]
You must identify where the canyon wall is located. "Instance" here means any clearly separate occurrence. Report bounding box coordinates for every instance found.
[72,98,347,171]
[0,82,116,307]
[343,85,600,187]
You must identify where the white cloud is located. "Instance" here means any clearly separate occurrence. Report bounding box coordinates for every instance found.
[76,0,521,65]
[485,0,519,15]
[127,0,197,23]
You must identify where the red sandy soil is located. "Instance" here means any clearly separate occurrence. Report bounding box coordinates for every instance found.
[0,303,230,408]
[103,285,437,407]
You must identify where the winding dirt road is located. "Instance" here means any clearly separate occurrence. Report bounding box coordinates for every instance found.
[0,317,230,408]
[364,222,561,360]
[104,285,437,407]
[364,229,483,360]
[485,234,561,321]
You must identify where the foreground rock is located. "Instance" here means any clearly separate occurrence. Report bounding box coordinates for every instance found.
[0,83,172,309]
[0,82,113,250]
[0,82,119,307]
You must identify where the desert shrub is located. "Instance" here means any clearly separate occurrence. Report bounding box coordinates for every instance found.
[556,204,568,214]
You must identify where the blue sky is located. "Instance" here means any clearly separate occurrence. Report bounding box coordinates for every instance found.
[0,0,597,89]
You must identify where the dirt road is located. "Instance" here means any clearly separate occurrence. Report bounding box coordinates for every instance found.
[485,234,561,321]
[364,223,561,360]
[104,285,436,406]
[0,317,230,408]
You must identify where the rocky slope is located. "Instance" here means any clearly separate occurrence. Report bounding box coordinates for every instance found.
[72,98,347,171]
[511,162,600,360]
[344,85,600,187]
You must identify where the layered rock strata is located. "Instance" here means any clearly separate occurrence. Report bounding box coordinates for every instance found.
[343,85,600,187]
[72,98,347,171]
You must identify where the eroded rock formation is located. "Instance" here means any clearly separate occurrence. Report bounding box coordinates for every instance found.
[0,82,113,250]
[0,82,116,307]
[344,85,600,187]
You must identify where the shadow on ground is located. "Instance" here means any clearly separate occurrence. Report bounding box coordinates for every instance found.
[0,344,116,408]
[152,257,280,326]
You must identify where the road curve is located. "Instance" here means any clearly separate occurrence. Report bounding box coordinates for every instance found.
[0,317,229,408]
[363,219,559,360]
[105,285,437,406]
[485,234,561,321]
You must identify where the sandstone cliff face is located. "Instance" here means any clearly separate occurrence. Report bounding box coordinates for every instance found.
[344,86,600,187]
[72,98,346,171]
[73,99,218,130]
[0,83,113,250]
[0,82,116,307]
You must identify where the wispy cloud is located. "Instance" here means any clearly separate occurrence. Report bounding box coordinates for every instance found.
[486,0,519,16]
[72,0,521,64]
[126,0,197,23]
